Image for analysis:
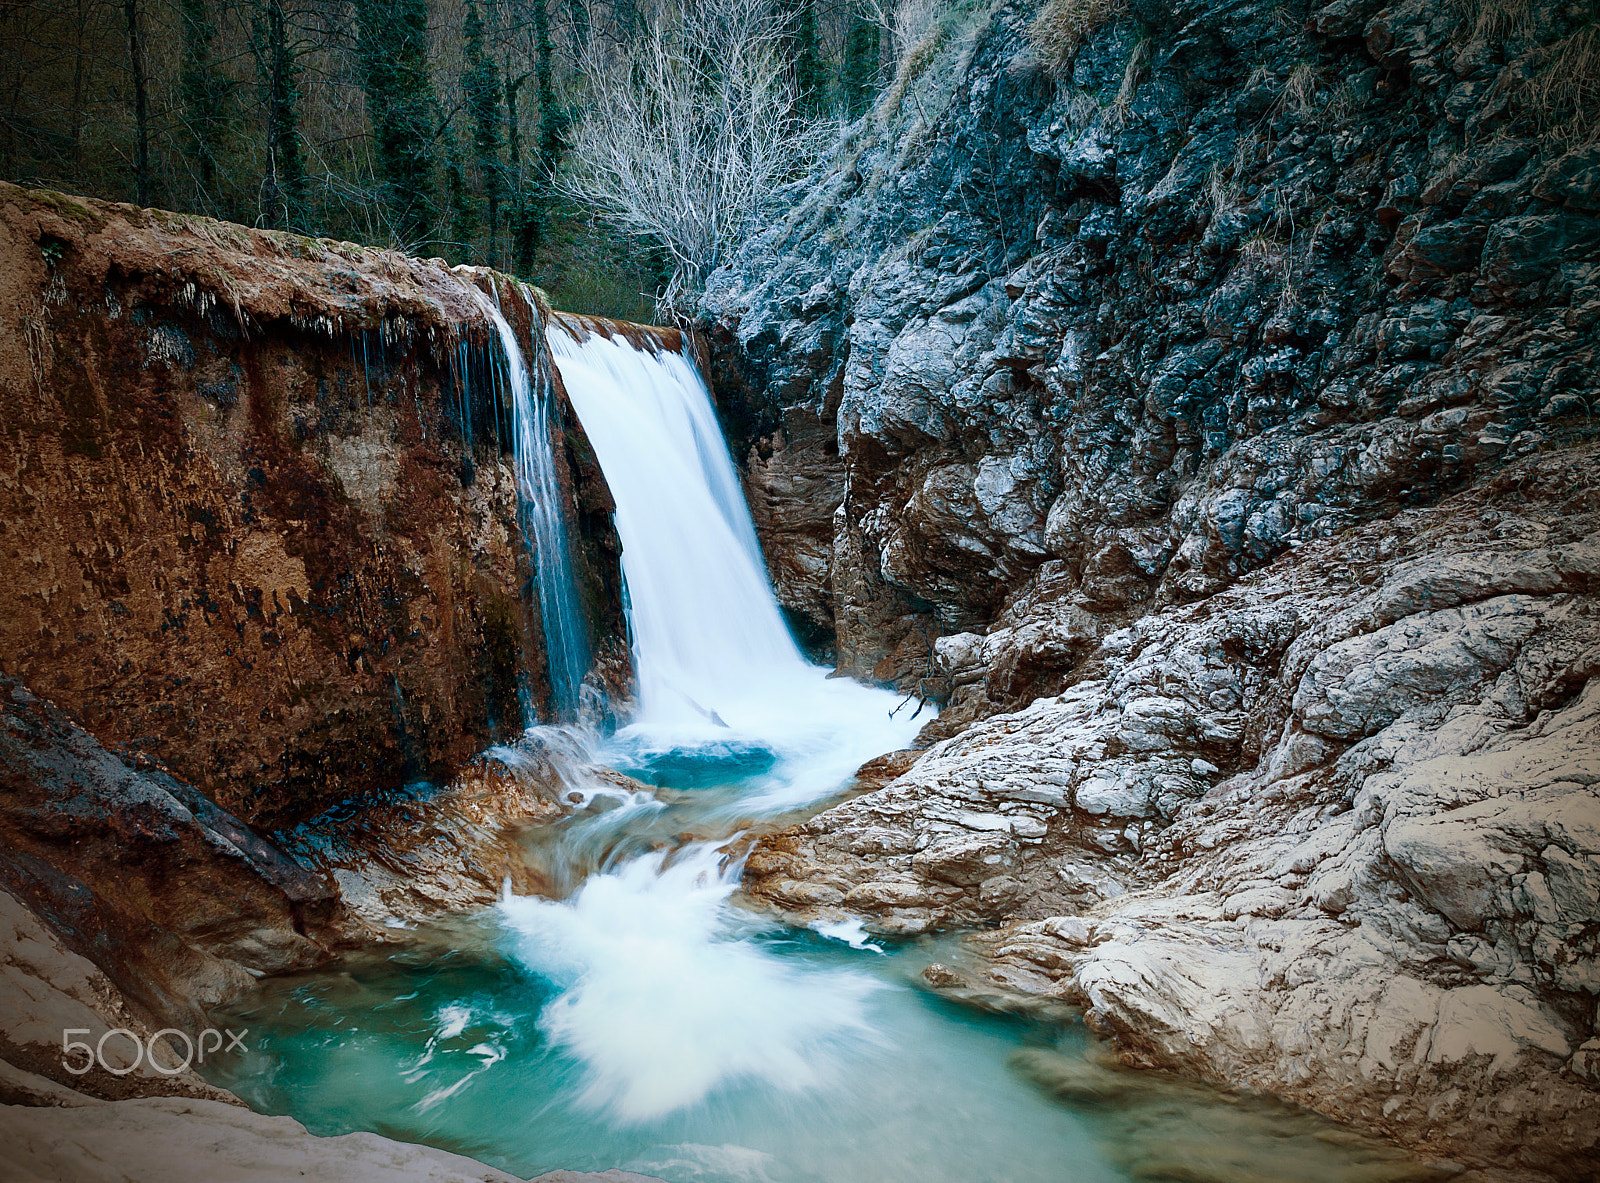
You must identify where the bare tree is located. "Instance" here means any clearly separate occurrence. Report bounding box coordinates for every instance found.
[558,0,833,307]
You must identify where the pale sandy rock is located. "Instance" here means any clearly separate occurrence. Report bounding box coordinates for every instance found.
[0,1096,663,1182]
[0,889,232,1104]
[741,447,1600,1178]
[0,1057,103,1108]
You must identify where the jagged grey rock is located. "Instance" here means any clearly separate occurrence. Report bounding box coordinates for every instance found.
[743,444,1600,1178]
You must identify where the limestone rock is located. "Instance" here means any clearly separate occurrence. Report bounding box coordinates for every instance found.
[0,1095,665,1182]
[709,2,1599,1168]
[702,0,1600,719]
[0,886,237,1105]
[739,443,1600,1178]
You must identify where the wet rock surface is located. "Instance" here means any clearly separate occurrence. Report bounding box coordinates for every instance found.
[0,671,652,1179]
[0,184,624,825]
[0,675,344,1037]
[280,739,649,929]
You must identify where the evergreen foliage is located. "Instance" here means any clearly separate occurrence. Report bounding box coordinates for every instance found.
[354,0,439,249]
[514,0,564,273]
[792,0,825,118]
[250,0,308,231]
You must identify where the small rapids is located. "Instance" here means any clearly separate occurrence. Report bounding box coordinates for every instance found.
[202,318,1451,1183]
[208,814,1445,1183]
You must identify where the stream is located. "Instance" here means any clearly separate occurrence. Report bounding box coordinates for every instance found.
[206,765,1447,1183]
[204,310,1451,1183]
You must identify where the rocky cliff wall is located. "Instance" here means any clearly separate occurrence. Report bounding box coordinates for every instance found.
[704,0,1599,707]
[742,441,1600,1179]
[0,185,624,824]
[704,0,1600,1176]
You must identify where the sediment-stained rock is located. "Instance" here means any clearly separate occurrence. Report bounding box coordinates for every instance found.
[742,409,845,655]
[0,184,624,824]
[0,675,654,1180]
[280,738,650,929]
[0,674,345,1037]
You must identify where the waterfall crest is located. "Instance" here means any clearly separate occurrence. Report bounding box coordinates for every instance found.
[546,321,799,723]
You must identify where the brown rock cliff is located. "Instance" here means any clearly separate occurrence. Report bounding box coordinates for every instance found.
[0,184,624,824]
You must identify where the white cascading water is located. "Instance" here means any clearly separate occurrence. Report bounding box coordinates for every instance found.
[466,283,591,718]
[499,843,882,1122]
[545,321,923,808]
[547,323,795,718]
[473,321,930,1121]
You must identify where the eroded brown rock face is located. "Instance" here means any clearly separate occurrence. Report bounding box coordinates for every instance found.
[0,675,656,1177]
[0,184,623,824]
[0,675,346,1098]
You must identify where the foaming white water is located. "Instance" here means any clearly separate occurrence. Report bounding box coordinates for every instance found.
[498,843,881,1121]
[547,324,925,809]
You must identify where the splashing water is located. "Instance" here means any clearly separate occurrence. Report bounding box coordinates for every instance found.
[208,894,1443,1183]
[499,843,881,1121]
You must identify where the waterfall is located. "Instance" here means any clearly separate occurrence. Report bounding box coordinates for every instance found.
[547,320,924,809]
[465,281,591,720]
[545,322,798,722]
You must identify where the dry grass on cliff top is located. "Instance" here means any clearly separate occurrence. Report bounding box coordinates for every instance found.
[0,182,550,342]
[1028,0,1129,78]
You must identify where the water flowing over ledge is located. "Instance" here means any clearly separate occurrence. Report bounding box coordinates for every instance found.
[547,316,924,812]
[465,282,592,720]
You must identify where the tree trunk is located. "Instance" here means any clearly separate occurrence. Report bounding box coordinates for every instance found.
[123,0,150,206]
[256,0,305,230]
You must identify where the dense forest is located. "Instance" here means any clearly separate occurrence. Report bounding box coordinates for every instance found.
[0,0,918,315]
